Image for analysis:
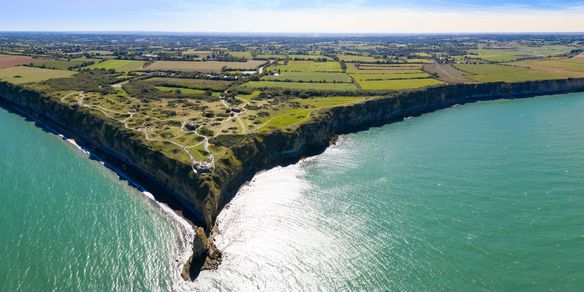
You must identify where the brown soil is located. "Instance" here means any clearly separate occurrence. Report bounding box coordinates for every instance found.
[0,55,41,68]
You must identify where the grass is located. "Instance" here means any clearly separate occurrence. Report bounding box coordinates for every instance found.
[357,78,445,90]
[155,86,207,95]
[258,108,312,132]
[404,58,433,64]
[468,45,577,62]
[242,81,357,91]
[454,64,572,82]
[0,66,74,84]
[288,55,332,61]
[86,59,146,72]
[346,63,424,74]
[228,51,253,59]
[293,96,376,108]
[272,61,342,73]
[32,59,95,70]
[511,58,584,75]
[143,60,264,73]
[144,77,231,91]
[261,72,352,83]
[350,72,430,81]
[338,55,378,63]
[254,54,287,60]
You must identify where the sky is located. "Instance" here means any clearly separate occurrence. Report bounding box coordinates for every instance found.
[2,0,584,33]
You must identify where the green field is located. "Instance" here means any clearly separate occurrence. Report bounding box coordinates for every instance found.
[350,72,430,81]
[454,64,571,82]
[288,55,332,61]
[143,60,264,73]
[468,45,577,62]
[272,61,342,73]
[145,77,232,91]
[86,60,146,72]
[242,81,357,91]
[338,55,378,63]
[294,96,376,108]
[346,63,424,74]
[228,51,253,59]
[261,72,352,83]
[31,59,96,70]
[254,54,287,60]
[155,86,207,95]
[512,58,584,74]
[0,66,74,84]
[357,78,445,90]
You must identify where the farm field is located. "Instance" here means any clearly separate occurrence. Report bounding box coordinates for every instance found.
[338,55,378,63]
[182,50,212,58]
[271,61,342,72]
[0,55,40,68]
[0,66,74,84]
[86,59,146,72]
[31,59,96,70]
[261,72,352,83]
[242,81,357,91]
[2,33,584,175]
[454,64,572,82]
[350,72,430,81]
[288,55,332,61]
[228,51,253,59]
[468,45,577,62]
[143,60,265,73]
[404,58,433,63]
[144,77,232,91]
[511,58,584,77]
[357,78,445,90]
[254,54,287,60]
[346,63,424,74]
[423,64,476,84]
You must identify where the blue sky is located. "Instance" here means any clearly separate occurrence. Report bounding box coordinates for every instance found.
[2,0,584,32]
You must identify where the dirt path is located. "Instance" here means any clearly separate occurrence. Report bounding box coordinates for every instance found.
[69,91,214,173]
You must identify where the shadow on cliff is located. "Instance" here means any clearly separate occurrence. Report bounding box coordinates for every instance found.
[0,101,206,228]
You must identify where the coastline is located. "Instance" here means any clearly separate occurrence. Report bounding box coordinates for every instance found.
[3,78,584,280]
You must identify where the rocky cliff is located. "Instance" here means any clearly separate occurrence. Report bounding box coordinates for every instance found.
[2,78,584,278]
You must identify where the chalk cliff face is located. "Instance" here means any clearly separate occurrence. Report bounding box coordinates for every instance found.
[2,78,584,277]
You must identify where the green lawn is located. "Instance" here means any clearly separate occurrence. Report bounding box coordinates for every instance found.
[357,78,445,90]
[86,59,146,72]
[261,72,352,83]
[454,64,570,82]
[242,81,357,91]
[0,66,74,84]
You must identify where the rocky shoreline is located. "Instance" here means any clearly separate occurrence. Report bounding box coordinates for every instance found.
[2,78,584,280]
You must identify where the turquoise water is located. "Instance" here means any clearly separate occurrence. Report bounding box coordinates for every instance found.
[196,93,584,291]
[0,107,193,291]
[3,93,584,291]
